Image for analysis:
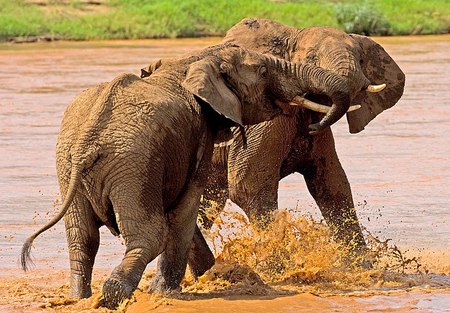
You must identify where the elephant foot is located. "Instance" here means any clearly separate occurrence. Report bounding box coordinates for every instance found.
[69,278,92,299]
[101,278,134,310]
[148,274,182,296]
[343,247,374,270]
[355,249,374,270]
[188,254,215,279]
[69,286,92,300]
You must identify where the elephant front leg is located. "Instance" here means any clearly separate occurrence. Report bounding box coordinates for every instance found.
[187,157,228,278]
[187,224,215,278]
[64,197,100,299]
[230,176,280,227]
[302,136,368,265]
[228,116,297,227]
[198,165,229,230]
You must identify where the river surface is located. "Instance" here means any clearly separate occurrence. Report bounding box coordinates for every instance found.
[0,35,449,312]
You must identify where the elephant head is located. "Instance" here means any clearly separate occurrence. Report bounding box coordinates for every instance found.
[224,18,405,133]
[182,46,351,134]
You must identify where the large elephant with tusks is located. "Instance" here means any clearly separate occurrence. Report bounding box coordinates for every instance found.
[192,18,405,270]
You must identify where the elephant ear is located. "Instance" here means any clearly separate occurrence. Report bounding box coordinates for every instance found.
[182,58,243,125]
[140,59,163,78]
[346,34,405,133]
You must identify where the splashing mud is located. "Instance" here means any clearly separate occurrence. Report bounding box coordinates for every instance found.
[1,203,449,312]
[186,202,450,296]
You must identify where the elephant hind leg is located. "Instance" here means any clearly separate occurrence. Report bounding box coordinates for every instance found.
[64,195,100,299]
[150,181,207,294]
[103,194,168,309]
[152,140,215,292]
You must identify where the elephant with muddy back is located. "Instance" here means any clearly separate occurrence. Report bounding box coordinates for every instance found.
[21,43,353,309]
[188,18,405,271]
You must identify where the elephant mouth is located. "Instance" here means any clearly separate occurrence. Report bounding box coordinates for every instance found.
[273,98,295,115]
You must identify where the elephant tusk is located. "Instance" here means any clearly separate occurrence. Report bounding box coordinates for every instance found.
[347,104,361,112]
[288,96,361,113]
[367,83,386,93]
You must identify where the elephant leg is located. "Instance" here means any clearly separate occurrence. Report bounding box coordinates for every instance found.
[187,224,215,278]
[187,167,224,278]
[64,195,99,299]
[151,134,215,292]
[103,191,168,309]
[149,191,202,293]
[231,173,280,227]
[198,163,228,229]
[228,117,297,226]
[198,138,230,230]
[301,130,367,258]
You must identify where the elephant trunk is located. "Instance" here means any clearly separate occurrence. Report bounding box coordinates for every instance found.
[267,56,351,134]
[320,49,370,96]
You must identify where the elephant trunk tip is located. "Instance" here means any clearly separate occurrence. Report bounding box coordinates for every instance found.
[308,93,351,135]
[20,236,36,272]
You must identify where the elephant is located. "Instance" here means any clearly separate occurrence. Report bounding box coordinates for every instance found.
[190,18,405,270]
[21,43,353,309]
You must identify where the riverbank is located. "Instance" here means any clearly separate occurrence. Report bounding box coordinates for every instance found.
[1,0,449,43]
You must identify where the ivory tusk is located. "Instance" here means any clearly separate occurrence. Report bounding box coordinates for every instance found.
[288,96,361,113]
[367,83,386,93]
[347,104,361,112]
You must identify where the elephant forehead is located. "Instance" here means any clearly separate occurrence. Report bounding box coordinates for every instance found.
[221,48,263,68]
[240,54,264,67]
[299,27,353,48]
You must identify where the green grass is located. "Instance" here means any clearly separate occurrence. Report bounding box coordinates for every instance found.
[336,0,450,35]
[378,0,450,35]
[0,1,46,40]
[336,1,390,35]
[0,0,449,42]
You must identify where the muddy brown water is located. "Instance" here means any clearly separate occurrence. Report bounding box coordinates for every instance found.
[0,35,449,312]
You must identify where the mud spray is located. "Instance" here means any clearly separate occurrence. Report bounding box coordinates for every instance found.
[2,201,449,312]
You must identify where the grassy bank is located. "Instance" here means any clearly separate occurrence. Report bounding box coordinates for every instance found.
[1,0,449,42]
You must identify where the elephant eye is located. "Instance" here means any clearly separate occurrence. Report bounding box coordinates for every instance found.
[259,66,267,76]
[220,62,233,74]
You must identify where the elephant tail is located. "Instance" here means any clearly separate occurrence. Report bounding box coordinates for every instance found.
[21,162,84,271]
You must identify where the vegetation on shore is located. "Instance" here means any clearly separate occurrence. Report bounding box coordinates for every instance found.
[1,0,449,42]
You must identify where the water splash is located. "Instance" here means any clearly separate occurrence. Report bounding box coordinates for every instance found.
[188,201,450,296]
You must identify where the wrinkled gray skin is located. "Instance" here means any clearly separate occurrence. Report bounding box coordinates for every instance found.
[190,18,405,272]
[21,44,352,309]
